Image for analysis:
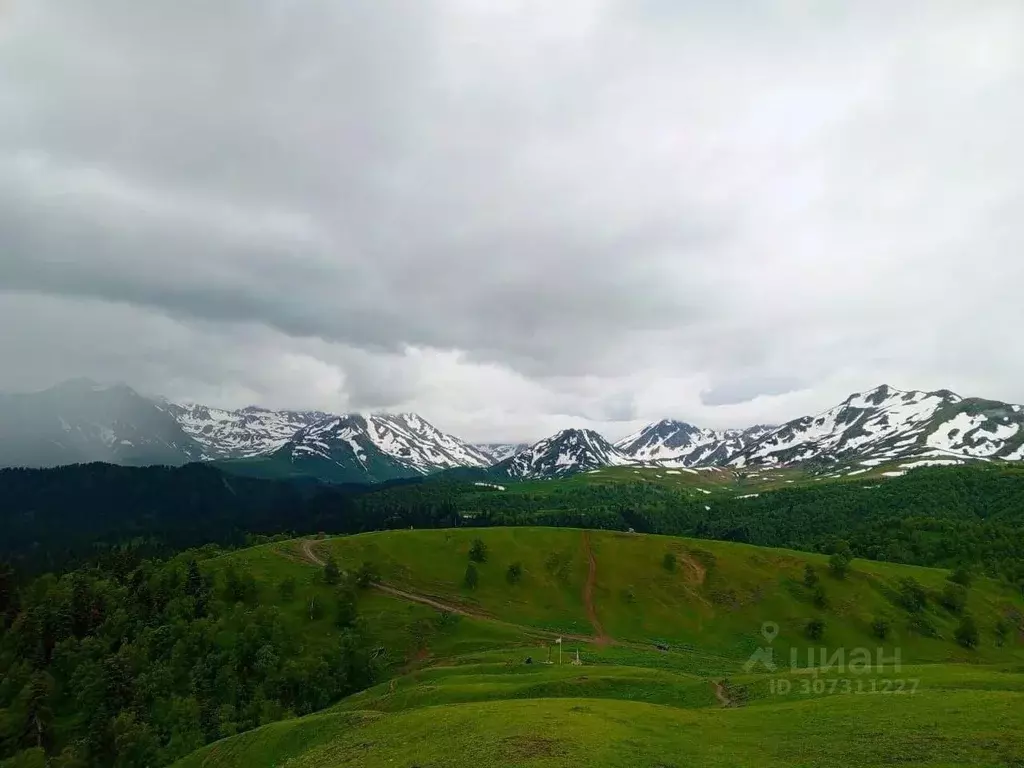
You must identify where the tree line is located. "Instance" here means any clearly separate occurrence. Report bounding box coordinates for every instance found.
[4,462,1024,591]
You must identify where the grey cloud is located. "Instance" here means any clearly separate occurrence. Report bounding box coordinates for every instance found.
[700,377,805,407]
[1,0,1023,440]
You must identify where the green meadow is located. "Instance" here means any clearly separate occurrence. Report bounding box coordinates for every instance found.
[178,527,1024,767]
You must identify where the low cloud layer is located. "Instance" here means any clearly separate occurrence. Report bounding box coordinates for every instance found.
[2,1,1022,442]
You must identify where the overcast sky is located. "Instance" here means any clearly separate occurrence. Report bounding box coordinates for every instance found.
[1,1,1022,442]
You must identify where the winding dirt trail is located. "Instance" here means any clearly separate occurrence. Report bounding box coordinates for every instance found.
[293,537,737,707]
[581,531,610,646]
[295,539,594,644]
[301,539,326,567]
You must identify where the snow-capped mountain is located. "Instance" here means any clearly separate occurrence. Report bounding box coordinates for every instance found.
[164,403,330,459]
[5,379,1022,481]
[0,379,204,468]
[165,403,491,469]
[262,412,493,483]
[729,384,1024,469]
[496,429,631,478]
[472,443,531,465]
[358,412,494,472]
[614,420,774,467]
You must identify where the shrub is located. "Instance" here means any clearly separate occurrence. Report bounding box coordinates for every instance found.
[897,577,927,613]
[871,616,891,640]
[955,615,979,649]
[803,565,819,588]
[334,591,357,629]
[323,557,340,586]
[506,562,523,584]
[221,566,257,604]
[939,583,967,614]
[828,552,850,580]
[907,614,938,638]
[805,618,826,641]
[623,585,636,604]
[995,618,1011,647]
[812,584,828,609]
[277,577,296,601]
[468,538,488,564]
[355,561,379,589]
[662,552,677,572]
[948,566,973,588]
[464,563,479,590]
[437,610,460,629]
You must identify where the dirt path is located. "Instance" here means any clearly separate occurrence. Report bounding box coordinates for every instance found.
[376,583,597,645]
[289,536,742,706]
[712,681,732,707]
[679,552,707,584]
[296,540,592,643]
[373,583,484,618]
[581,531,610,646]
[300,539,326,567]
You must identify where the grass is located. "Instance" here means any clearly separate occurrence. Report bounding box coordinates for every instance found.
[178,527,1024,767]
[313,527,1024,665]
[178,688,1024,767]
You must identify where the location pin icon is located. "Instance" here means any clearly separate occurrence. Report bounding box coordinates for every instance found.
[761,621,780,644]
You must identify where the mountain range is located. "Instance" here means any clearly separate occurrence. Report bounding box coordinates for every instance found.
[0,379,1022,483]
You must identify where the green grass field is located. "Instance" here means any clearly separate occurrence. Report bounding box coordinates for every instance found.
[180,527,1024,767]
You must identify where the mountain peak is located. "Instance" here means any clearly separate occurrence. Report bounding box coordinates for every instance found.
[731,385,1023,469]
[498,428,628,479]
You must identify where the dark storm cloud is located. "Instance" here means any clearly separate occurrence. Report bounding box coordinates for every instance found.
[1,0,1023,440]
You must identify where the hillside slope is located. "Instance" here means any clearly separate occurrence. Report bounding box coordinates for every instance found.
[173,528,1024,768]
[305,527,1024,661]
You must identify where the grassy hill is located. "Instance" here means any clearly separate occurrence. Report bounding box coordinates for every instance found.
[174,527,1024,767]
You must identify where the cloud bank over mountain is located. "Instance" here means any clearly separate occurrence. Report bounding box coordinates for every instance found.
[1,1,1022,441]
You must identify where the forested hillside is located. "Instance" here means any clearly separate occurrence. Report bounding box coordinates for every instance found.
[3,528,1021,768]
[0,544,386,767]
[4,463,1024,589]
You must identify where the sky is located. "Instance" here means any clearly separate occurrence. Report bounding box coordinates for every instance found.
[1,1,1023,443]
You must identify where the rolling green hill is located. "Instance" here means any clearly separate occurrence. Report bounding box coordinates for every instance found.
[170,527,1024,768]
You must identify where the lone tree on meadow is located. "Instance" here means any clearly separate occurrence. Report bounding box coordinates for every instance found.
[469,538,489,564]
[805,618,826,641]
[464,562,479,590]
[507,562,523,584]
